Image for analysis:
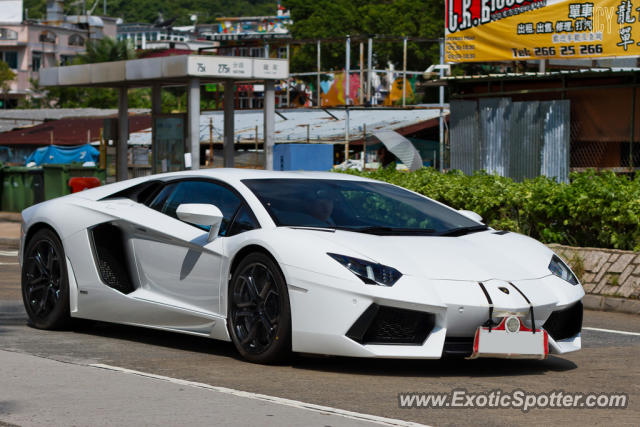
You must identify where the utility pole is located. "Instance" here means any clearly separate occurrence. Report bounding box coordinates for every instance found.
[439,38,445,172]
[359,42,364,105]
[362,123,367,170]
[209,117,213,167]
[317,40,321,107]
[402,37,407,107]
[367,37,373,105]
[345,35,350,163]
[286,43,290,107]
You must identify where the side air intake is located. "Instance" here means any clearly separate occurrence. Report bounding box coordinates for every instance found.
[90,223,135,294]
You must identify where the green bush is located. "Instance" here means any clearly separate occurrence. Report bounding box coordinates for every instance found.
[339,168,640,251]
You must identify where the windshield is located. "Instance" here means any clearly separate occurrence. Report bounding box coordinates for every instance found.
[242,178,485,235]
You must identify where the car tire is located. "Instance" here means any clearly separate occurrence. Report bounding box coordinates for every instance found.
[21,228,71,330]
[228,252,292,364]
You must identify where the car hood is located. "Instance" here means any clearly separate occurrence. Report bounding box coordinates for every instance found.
[310,229,554,282]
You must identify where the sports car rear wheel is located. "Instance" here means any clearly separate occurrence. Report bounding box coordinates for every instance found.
[228,252,291,364]
[21,229,70,329]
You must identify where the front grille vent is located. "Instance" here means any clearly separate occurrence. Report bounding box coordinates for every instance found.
[346,304,435,345]
[543,301,583,341]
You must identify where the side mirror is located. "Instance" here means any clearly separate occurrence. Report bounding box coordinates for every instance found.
[458,209,483,223]
[176,203,223,242]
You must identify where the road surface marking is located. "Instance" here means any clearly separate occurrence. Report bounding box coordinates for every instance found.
[583,326,640,337]
[0,250,18,257]
[90,363,428,427]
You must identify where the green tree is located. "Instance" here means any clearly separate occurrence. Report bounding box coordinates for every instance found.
[283,0,443,73]
[30,35,195,109]
[24,0,278,25]
[0,61,16,108]
[40,37,139,108]
[76,37,137,64]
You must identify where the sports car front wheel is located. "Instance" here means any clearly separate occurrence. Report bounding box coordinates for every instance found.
[228,252,291,364]
[21,228,70,329]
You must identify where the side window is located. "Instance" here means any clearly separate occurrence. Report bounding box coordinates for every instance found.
[228,204,259,236]
[162,180,242,236]
[148,183,176,212]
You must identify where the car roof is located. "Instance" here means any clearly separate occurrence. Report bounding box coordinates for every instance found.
[170,168,374,181]
[65,168,379,202]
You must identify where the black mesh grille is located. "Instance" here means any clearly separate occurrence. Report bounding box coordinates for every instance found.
[96,254,132,294]
[543,301,583,341]
[346,304,436,345]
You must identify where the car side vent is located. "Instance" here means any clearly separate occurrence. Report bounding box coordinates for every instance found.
[493,230,510,235]
[543,301,583,341]
[90,223,135,294]
[346,304,435,345]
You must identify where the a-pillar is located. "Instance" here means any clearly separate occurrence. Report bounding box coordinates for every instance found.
[187,77,201,170]
[116,86,128,181]
[264,80,275,170]
[223,80,234,167]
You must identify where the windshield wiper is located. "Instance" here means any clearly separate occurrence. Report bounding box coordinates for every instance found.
[437,225,489,237]
[334,226,436,235]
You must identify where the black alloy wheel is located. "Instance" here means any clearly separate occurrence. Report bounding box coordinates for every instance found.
[228,252,291,364]
[21,229,70,329]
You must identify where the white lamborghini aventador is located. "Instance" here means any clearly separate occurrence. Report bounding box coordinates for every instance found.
[20,169,584,363]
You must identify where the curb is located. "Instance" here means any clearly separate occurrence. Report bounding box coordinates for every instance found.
[0,212,22,223]
[0,238,19,249]
[583,294,640,315]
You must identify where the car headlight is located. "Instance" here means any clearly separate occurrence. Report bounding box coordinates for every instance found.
[548,255,579,285]
[327,253,402,286]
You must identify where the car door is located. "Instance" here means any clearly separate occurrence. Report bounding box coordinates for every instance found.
[130,179,244,317]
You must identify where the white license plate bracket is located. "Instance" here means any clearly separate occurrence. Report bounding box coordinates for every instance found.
[468,317,548,359]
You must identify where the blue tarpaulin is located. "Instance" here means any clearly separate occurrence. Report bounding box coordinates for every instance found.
[25,144,100,166]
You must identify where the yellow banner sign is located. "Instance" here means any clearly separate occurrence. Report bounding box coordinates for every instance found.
[445,0,640,62]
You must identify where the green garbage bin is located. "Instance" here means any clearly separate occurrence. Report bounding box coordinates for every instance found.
[1,166,44,212]
[43,164,106,200]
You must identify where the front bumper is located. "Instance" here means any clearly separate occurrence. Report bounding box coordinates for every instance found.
[285,265,584,359]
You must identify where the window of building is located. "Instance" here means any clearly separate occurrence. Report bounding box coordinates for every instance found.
[250,47,264,58]
[0,28,18,40]
[238,91,250,109]
[60,55,75,65]
[32,51,42,72]
[68,34,85,46]
[2,51,18,69]
[39,31,56,43]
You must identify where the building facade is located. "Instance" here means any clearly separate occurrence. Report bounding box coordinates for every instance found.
[0,0,118,106]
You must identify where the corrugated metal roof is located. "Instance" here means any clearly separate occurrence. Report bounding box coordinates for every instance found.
[0,108,150,133]
[0,108,447,147]
[120,108,447,146]
[198,108,447,144]
[0,115,152,146]
[434,67,640,84]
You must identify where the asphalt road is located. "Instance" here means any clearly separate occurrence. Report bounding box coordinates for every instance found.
[1,248,639,426]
